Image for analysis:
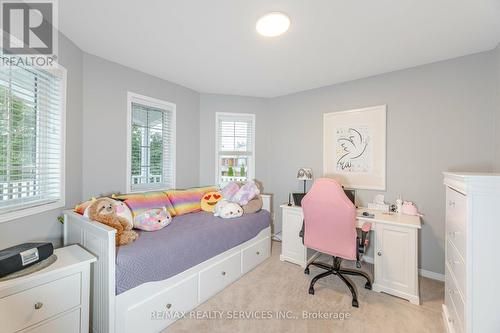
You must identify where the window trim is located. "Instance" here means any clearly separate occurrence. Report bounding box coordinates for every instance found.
[215,112,256,185]
[126,92,176,193]
[0,64,67,224]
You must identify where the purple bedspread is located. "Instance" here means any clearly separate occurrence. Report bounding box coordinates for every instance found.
[115,210,270,294]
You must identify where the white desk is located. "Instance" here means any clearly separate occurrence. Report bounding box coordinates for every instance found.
[280,205,421,304]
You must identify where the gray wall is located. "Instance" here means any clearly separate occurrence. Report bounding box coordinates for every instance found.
[82,54,201,198]
[0,33,84,249]
[199,94,271,189]
[199,51,498,275]
[267,51,497,275]
[495,44,500,171]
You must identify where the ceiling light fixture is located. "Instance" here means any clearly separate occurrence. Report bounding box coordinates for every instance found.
[256,12,290,37]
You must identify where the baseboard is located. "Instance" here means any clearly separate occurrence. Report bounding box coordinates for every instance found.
[362,256,444,282]
[419,268,445,282]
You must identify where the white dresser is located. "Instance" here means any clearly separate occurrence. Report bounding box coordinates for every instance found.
[0,245,96,333]
[443,172,500,333]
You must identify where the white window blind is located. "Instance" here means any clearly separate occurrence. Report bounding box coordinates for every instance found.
[0,64,65,217]
[215,113,255,185]
[128,94,175,191]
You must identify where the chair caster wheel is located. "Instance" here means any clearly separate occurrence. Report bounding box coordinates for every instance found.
[308,287,315,295]
[356,261,361,268]
[365,282,372,290]
[304,268,309,275]
[352,299,359,308]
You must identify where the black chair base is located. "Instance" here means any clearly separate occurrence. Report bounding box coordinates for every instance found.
[304,256,372,308]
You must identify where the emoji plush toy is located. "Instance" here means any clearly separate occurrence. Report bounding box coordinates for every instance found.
[201,191,223,212]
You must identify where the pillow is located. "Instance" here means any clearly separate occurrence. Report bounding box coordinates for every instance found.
[74,199,95,215]
[242,195,263,214]
[113,192,176,217]
[200,191,223,212]
[133,208,172,231]
[220,182,240,200]
[166,186,218,215]
[232,181,260,206]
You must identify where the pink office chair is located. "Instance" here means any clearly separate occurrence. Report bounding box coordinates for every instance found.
[302,178,372,307]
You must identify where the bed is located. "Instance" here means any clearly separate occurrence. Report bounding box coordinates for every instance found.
[63,196,272,333]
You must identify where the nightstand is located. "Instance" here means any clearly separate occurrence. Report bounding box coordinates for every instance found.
[0,245,96,333]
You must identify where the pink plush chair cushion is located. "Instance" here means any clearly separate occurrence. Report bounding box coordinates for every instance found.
[302,178,357,260]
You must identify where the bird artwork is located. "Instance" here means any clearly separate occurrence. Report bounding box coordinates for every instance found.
[336,128,370,172]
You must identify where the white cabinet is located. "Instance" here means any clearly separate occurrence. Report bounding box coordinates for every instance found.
[373,223,419,304]
[0,245,95,333]
[443,172,500,333]
[280,204,420,304]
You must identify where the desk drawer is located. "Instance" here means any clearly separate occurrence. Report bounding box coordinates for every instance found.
[199,251,241,302]
[0,273,81,332]
[242,237,270,274]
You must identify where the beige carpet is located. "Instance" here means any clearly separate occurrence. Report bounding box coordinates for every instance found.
[167,241,444,333]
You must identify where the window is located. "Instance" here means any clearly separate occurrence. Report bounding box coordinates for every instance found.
[215,112,255,185]
[127,93,176,192]
[0,64,66,222]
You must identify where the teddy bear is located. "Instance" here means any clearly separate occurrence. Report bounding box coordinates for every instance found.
[88,197,138,246]
[213,200,243,219]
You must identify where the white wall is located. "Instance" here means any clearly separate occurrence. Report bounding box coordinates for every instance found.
[82,54,201,198]
[0,33,84,248]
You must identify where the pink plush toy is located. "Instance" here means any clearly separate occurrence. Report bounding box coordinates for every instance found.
[232,181,260,206]
[220,182,240,200]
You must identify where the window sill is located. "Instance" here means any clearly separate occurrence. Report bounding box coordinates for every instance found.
[0,200,65,224]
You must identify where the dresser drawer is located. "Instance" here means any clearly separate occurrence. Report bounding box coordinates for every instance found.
[199,251,241,302]
[445,263,465,332]
[22,308,80,333]
[446,240,466,297]
[446,187,467,260]
[242,237,270,274]
[0,273,81,332]
[125,274,198,333]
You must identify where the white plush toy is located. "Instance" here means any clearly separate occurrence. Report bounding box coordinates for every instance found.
[213,200,243,219]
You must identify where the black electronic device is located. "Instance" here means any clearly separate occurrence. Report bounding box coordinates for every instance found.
[0,242,54,278]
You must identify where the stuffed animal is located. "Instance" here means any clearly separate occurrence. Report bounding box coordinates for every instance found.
[242,195,263,214]
[232,181,260,206]
[88,198,138,246]
[201,191,223,212]
[134,207,172,231]
[220,182,240,200]
[213,200,243,219]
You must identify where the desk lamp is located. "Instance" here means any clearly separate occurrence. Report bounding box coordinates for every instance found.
[296,168,313,193]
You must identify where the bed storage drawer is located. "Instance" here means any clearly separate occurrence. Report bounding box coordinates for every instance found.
[125,274,198,333]
[199,251,241,302]
[0,273,81,333]
[242,236,270,274]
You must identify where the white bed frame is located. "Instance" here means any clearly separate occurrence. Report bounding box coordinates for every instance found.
[63,210,271,333]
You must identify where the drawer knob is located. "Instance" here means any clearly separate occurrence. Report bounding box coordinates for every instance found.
[34,302,43,310]
[377,251,382,256]
[221,271,226,276]
[448,201,455,207]
[165,303,172,309]
[256,251,260,255]
[448,289,454,295]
